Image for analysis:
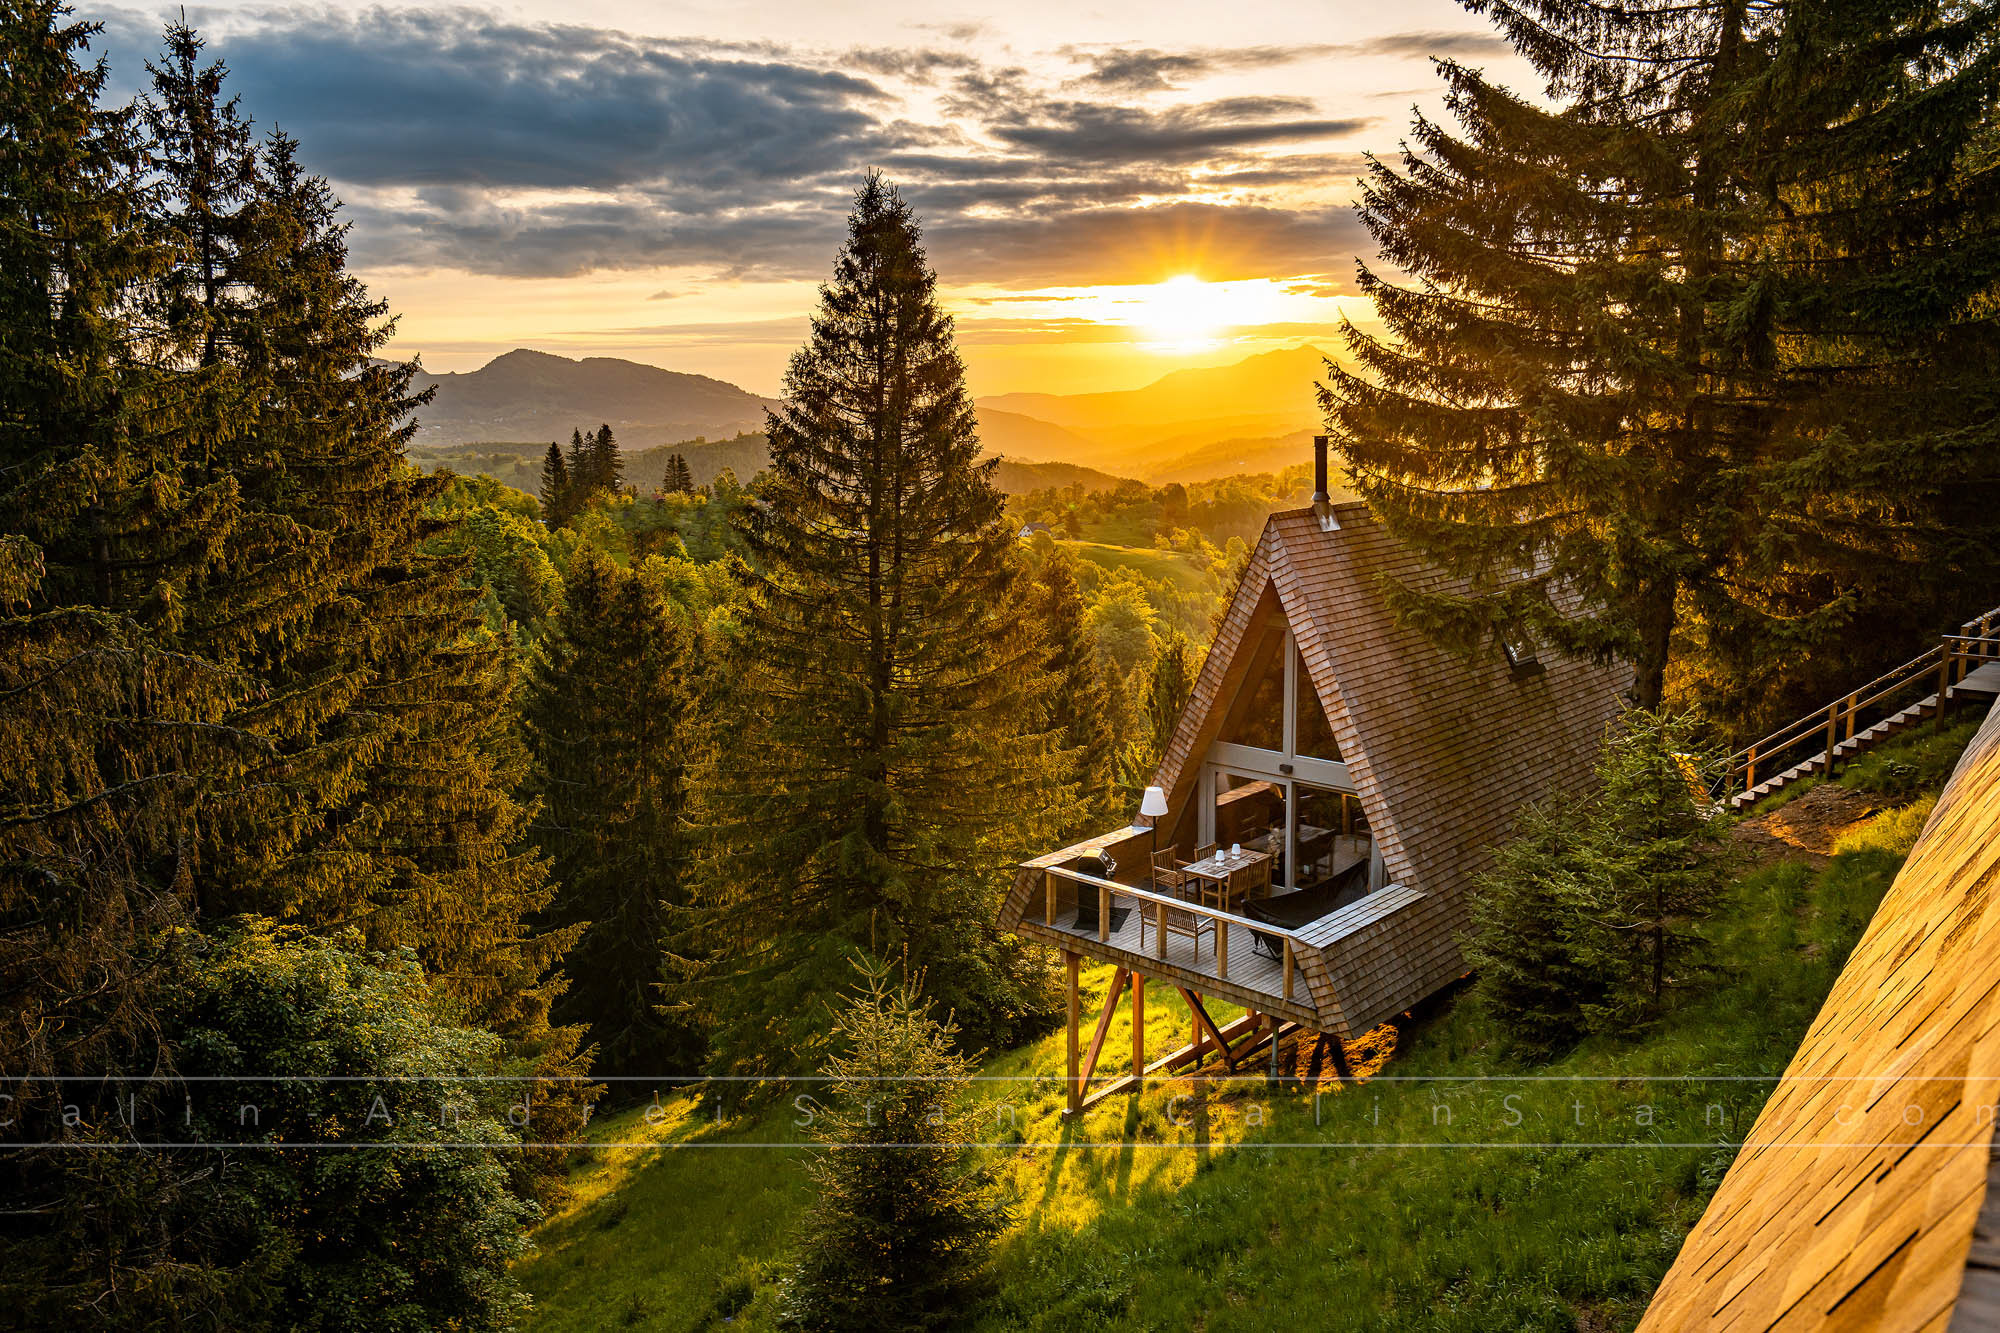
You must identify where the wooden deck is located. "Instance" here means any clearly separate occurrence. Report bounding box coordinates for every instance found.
[1041,900,1305,1014]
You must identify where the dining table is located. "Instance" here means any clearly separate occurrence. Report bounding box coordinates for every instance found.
[1178,847,1273,912]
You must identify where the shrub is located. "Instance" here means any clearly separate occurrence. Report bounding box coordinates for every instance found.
[781,961,1007,1332]
[1467,709,1735,1052]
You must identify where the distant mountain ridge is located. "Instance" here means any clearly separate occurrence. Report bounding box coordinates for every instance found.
[408,348,783,448]
[402,343,1336,486]
[974,344,1336,482]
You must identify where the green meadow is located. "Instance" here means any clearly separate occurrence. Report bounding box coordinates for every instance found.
[517,754,1951,1332]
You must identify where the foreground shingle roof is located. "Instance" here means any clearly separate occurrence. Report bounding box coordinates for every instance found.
[1640,701,2000,1331]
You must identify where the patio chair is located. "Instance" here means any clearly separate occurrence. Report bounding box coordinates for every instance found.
[1141,878,1214,961]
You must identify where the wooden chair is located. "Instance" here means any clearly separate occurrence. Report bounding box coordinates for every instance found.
[1150,849,1187,894]
[1193,841,1217,864]
[1145,879,1214,960]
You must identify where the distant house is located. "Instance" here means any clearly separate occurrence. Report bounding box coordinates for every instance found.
[1017,521,1052,540]
[1000,440,1630,1113]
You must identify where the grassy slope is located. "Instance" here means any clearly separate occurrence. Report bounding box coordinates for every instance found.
[1061,540,1211,594]
[518,728,1968,1332]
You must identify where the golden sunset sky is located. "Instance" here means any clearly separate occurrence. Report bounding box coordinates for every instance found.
[91,2,1535,395]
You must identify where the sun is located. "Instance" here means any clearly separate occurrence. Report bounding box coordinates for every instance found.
[1137,274,1232,350]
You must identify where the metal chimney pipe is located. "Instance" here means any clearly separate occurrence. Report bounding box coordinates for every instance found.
[1311,435,1339,532]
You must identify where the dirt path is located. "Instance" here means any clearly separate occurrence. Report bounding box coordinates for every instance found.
[1730,783,1883,867]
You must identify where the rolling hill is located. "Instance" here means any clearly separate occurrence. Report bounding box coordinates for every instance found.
[412,432,1133,500]
[973,344,1335,482]
[407,349,783,448]
[401,343,1335,488]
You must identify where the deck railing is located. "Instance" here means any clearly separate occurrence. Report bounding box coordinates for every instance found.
[1039,864,1310,1004]
[1713,605,2000,801]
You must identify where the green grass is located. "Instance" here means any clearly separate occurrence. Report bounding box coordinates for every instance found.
[1060,540,1211,595]
[517,850,1913,1331]
[1835,717,1982,800]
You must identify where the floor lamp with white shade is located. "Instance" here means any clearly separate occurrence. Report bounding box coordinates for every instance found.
[1140,785,1169,890]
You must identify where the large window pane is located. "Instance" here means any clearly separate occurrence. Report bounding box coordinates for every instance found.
[1214,773,1284,853]
[1294,784,1371,905]
[1293,646,1342,760]
[1217,618,1284,751]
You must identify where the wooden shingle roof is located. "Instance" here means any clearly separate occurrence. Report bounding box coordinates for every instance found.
[1151,503,1628,912]
[1639,701,2000,1332]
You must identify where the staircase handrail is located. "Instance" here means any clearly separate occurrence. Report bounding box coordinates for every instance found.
[1721,644,1943,772]
[1711,603,2000,799]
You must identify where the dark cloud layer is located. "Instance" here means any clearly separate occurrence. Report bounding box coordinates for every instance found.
[87,9,1461,284]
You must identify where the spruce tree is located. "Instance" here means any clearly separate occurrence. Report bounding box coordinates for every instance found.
[539,440,570,523]
[521,548,702,1080]
[141,18,256,366]
[1685,2,2000,720]
[566,424,591,495]
[781,960,1005,1332]
[1035,547,1117,829]
[0,2,252,1308]
[590,421,624,493]
[1466,708,1731,1050]
[662,451,694,494]
[694,173,1056,1075]
[1143,631,1201,768]
[184,106,585,1110]
[1325,1,2000,721]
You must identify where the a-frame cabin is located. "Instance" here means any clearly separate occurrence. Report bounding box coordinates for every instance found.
[999,459,1631,1112]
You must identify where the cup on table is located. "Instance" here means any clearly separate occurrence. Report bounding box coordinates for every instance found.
[1230,843,1241,858]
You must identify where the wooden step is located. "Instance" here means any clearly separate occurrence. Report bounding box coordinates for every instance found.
[1728,694,1941,810]
[1951,662,2000,701]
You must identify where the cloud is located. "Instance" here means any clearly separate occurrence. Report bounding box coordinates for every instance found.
[979,96,1371,166]
[1060,34,1511,93]
[928,202,1374,288]
[1356,31,1513,59]
[86,8,1407,285]
[842,46,978,81]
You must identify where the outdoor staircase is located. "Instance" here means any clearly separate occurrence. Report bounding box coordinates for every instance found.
[1718,612,2000,812]
[1730,694,1942,809]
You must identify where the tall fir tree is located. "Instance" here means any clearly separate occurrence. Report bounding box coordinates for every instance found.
[566,424,591,494]
[146,54,586,1114]
[662,451,694,494]
[693,174,1057,1076]
[1034,547,1117,830]
[141,19,255,367]
[1143,630,1201,769]
[1325,0,2000,723]
[539,440,570,524]
[589,421,623,494]
[0,3,257,1310]
[521,548,703,1080]
[2,17,591,1267]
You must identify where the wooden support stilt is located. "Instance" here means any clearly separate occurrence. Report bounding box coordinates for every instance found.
[1131,974,1146,1080]
[1064,952,1080,1116]
[1266,1013,1282,1084]
[1176,987,1238,1073]
[1078,968,1128,1096]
